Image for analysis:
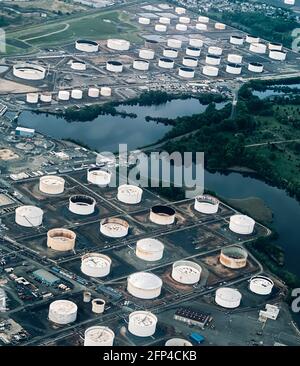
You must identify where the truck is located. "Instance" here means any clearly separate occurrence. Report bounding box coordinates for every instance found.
[189,332,205,345]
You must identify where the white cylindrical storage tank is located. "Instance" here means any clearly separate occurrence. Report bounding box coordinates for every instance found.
[206,55,221,66]
[215,22,226,30]
[246,35,260,44]
[47,228,76,251]
[133,59,150,71]
[71,89,83,100]
[26,93,39,104]
[176,23,188,31]
[136,238,164,262]
[179,16,190,24]
[87,167,112,186]
[15,206,43,227]
[230,35,244,46]
[183,57,198,67]
[128,311,157,337]
[106,60,123,73]
[208,46,223,56]
[227,54,243,64]
[215,288,242,309]
[84,326,114,347]
[83,291,92,303]
[226,63,242,75]
[196,23,207,31]
[39,175,65,195]
[171,260,202,285]
[284,0,295,4]
[81,253,111,278]
[229,214,255,235]
[48,300,77,325]
[175,7,186,14]
[194,195,219,214]
[127,272,162,299]
[92,299,106,314]
[139,17,151,25]
[249,42,267,54]
[100,87,112,97]
[268,42,283,51]
[158,58,174,69]
[150,205,176,225]
[189,38,203,48]
[88,87,100,98]
[186,46,201,57]
[163,48,178,58]
[145,39,159,49]
[248,62,264,73]
[155,24,167,32]
[13,64,46,81]
[202,65,219,76]
[69,195,96,215]
[269,50,287,61]
[100,218,129,238]
[198,16,209,23]
[40,92,52,103]
[76,40,98,52]
[107,39,130,51]
[165,338,193,346]
[139,48,155,60]
[71,60,86,71]
[159,17,171,25]
[178,67,195,79]
[249,276,274,295]
[58,90,70,101]
[220,246,248,269]
[167,38,182,49]
[117,184,143,204]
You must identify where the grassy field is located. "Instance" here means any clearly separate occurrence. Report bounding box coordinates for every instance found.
[3,0,87,14]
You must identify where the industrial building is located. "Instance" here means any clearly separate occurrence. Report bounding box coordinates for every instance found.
[32,269,60,286]
[174,307,210,329]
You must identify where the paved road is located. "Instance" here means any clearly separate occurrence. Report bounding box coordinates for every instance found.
[245,139,300,148]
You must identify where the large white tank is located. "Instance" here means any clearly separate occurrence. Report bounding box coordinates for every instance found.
[107,39,130,51]
[268,42,283,51]
[215,288,242,308]
[39,175,65,195]
[248,62,264,73]
[179,16,190,24]
[175,7,186,14]
[176,24,187,31]
[13,64,46,80]
[163,48,178,58]
[165,338,193,346]
[139,48,155,60]
[150,205,176,225]
[215,22,226,30]
[202,65,219,76]
[84,326,114,347]
[198,16,209,23]
[186,47,201,57]
[48,300,77,325]
[183,57,198,67]
[196,23,207,31]
[246,35,260,44]
[158,58,174,69]
[189,38,203,48]
[40,92,52,103]
[208,46,223,56]
[229,214,255,235]
[227,54,243,64]
[206,55,221,66]
[71,60,86,71]
[136,238,164,262]
[106,61,123,73]
[76,40,98,52]
[220,246,248,269]
[249,43,267,54]
[269,50,287,61]
[230,35,244,46]
[155,24,167,32]
[71,89,83,100]
[167,39,182,49]
[100,218,129,238]
[117,184,143,204]
[47,228,76,251]
[128,311,157,337]
[15,206,43,227]
[87,167,112,186]
[171,260,202,285]
[26,93,39,104]
[249,276,274,295]
[133,59,150,71]
[194,195,219,214]
[226,63,242,75]
[145,39,159,49]
[58,90,70,101]
[139,17,151,25]
[81,253,112,277]
[88,87,100,98]
[92,299,106,314]
[69,195,96,215]
[159,17,171,25]
[101,87,112,97]
[127,272,162,299]
[284,0,295,4]
[178,67,195,79]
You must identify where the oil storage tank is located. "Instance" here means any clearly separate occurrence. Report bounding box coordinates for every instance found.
[145,39,159,49]
[158,58,174,69]
[269,50,287,61]
[88,87,100,98]
[176,24,187,32]
[179,16,190,24]
[128,311,157,337]
[183,57,198,67]
[230,36,244,46]
[106,61,123,73]
[196,23,207,31]
[198,16,209,23]
[139,17,151,25]
[206,55,221,66]
[39,175,65,195]
[159,17,171,25]
[215,22,226,30]
[246,35,260,44]
[208,46,223,56]
[48,300,77,325]
[248,62,264,73]
[171,260,202,285]
[268,42,283,51]
[75,40,99,53]
[13,64,46,80]
[133,59,150,71]
[227,54,243,64]
[47,228,76,251]
[165,338,192,346]
[69,195,96,215]
[150,205,176,225]
[58,90,70,101]
[71,61,86,71]
[186,47,201,57]
[249,276,274,295]
[167,39,182,49]
[202,65,219,76]
[189,38,203,48]
[71,89,83,100]
[15,206,43,227]
[100,218,129,238]
[84,326,114,346]
[229,214,255,235]
[163,48,178,58]
[92,299,106,314]
[127,272,162,299]
[40,92,52,103]
[175,7,186,14]
[284,0,295,4]
[101,87,112,97]
[249,42,267,54]
[226,63,242,75]
[107,39,130,51]
[215,288,242,309]
[178,67,195,78]
[26,93,39,104]
[155,24,167,32]
[136,238,164,261]
[117,184,143,204]
[87,167,112,186]
[194,195,219,214]
[220,246,248,269]
[139,48,155,60]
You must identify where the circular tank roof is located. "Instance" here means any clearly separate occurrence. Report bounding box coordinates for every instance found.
[136,238,164,253]
[128,272,162,290]
[151,205,175,216]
